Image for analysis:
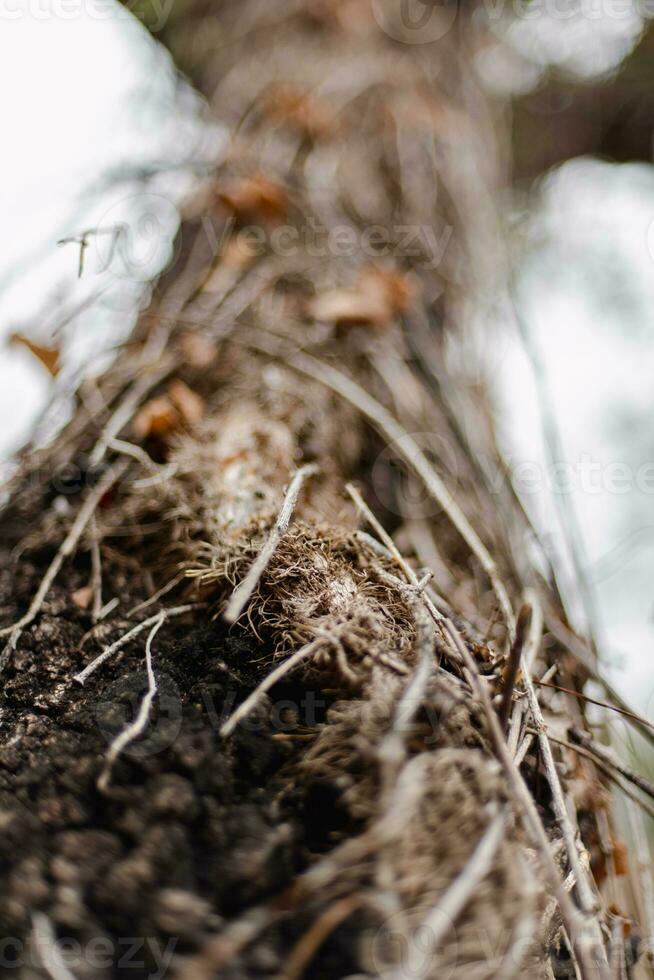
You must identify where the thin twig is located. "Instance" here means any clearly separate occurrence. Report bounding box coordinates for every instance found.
[31,912,78,980]
[223,463,318,625]
[347,485,461,668]
[220,637,323,738]
[510,663,558,759]
[534,680,654,736]
[347,484,446,623]
[126,572,187,618]
[536,731,654,822]
[74,603,201,685]
[89,515,103,623]
[569,728,654,804]
[279,893,364,980]
[98,611,165,792]
[0,460,128,664]
[89,359,175,466]
[375,568,436,793]
[291,354,516,641]
[499,602,532,732]
[543,611,654,748]
[444,616,610,980]
[516,595,602,921]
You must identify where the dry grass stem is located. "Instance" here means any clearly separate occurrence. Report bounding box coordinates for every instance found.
[97,610,165,792]
[223,463,318,625]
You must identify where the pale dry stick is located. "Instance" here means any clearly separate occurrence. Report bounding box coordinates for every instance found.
[570,729,654,804]
[347,483,446,620]
[511,664,558,760]
[405,518,479,625]
[97,611,165,792]
[374,568,436,794]
[219,637,324,739]
[370,567,436,916]
[444,619,610,980]
[0,460,128,662]
[347,484,461,666]
[97,597,119,621]
[107,436,159,472]
[355,529,463,668]
[74,603,201,685]
[127,571,187,618]
[31,912,78,980]
[626,800,654,969]
[499,602,532,732]
[543,610,654,748]
[514,731,534,768]
[535,680,654,737]
[131,464,178,491]
[537,731,654,822]
[388,807,509,980]
[107,436,178,490]
[293,353,516,641]
[89,515,103,622]
[517,595,602,923]
[223,463,318,625]
[609,915,626,980]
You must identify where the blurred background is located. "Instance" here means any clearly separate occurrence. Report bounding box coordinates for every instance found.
[1,0,653,719]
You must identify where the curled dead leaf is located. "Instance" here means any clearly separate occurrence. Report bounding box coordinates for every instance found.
[133,397,178,440]
[71,586,93,610]
[263,83,335,140]
[133,381,205,440]
[307,266,413,329]
[9,333,60,377]
[217,175,288,223]
[168,379,205,426]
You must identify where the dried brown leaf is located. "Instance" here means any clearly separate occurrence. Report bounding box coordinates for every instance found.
[217,175,288,222]
[168,380,205,426]
[307,266,413,328]
[10,333,60,377]
[71,586,93,610]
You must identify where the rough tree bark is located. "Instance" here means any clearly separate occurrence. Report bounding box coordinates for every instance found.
[0,3,651,979]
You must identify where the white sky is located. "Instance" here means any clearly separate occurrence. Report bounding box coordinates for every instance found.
[496,158,654,710]
[0,0,217,457]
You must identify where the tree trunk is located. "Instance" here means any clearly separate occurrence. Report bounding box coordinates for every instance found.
[0,3,646,979]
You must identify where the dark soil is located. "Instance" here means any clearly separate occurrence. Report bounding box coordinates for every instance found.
[0,551,364,979]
